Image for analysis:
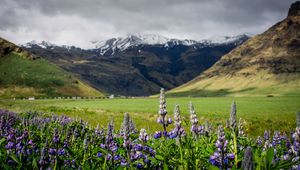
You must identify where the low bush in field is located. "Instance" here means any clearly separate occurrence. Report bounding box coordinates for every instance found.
[0,89,299,169]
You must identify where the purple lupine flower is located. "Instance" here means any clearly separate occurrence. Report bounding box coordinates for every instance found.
[153,131,162,139]
[28,140,34,145]
[52,129,60,144]
[121,159,128,166]
[114,155,121,161]
[134,144,143,151]
[198,125,205,135]
[48,148,56,155]
[272,131,282,146]
[167,118,172,124]
[158,88,167,116]
[109,143,118,152]
[129,118,137,133]
[264,130,270,141]
[169,105,186,139]
[16,142,22,151]
[137,163,144,169]
[106,120,114,145]
[263,130,271,150]
[121,113,131,147]
[97,152,102,158]
[100,143,106,148]
[257,136,263,146]
[241,147,254,170]
[139,128,149,142]
[157,88,170,136]
[189,102,199,136]
[107,153,112,160]
[209,126,235,169]
[7,133,14,141]
[238,118,245,137]
[291,127,300,156]
[57,148,65,156]
[157,117,163,124]
[5,141,14,149]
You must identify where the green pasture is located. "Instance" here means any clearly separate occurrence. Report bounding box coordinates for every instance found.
[0,96,299,137]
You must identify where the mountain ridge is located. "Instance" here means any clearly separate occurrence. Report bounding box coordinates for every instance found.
[22,34,249,96]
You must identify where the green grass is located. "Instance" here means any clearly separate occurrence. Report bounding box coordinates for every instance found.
[0,96,299,137]
[0,52,103,98]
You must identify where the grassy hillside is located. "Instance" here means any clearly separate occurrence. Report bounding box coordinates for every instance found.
[167,6,300,97]
[0,51,104,98]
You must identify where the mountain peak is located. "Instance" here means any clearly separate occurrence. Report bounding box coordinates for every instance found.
[95,34,250,55]
[288,1,300,17]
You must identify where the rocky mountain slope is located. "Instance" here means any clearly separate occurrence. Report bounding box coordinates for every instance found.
[23,35,249,96]
[168,1,300,97]
[0,37,104,98]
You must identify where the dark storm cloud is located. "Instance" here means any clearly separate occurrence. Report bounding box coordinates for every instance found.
[0,0,295,48]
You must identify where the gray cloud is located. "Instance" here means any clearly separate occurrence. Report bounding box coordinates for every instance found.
[0,0,295,48]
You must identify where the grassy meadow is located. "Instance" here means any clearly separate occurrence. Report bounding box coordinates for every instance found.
[0,96,299,137]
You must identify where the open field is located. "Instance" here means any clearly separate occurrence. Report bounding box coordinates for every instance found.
[0,96,299,137]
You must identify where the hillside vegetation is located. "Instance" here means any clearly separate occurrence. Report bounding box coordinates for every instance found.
[0,38,103,98]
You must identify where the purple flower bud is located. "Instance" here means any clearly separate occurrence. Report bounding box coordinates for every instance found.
[144,158,150,163]
[100,143,105,148]
[5,141,14,149]
[134,144,143,151]
[156,117,163,124]
[264,130,269,141]
[169,132,177,139]
[191,125,198,132]
[97,152,102,158]
[226,153,235,160]
[121,159,128,166]
[16,136,23,142]
[154,131,162,139]
[114,155,121,161]
[167,118,172,124]
[107,154,112,160]
[136,163,144,169]
[16,142,22,151]
[7,134,14,141]
[58,148,65,156]
[48,148,56,155]
[28,140,34,145]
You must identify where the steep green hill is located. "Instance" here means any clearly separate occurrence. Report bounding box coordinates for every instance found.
[167,2,300,97]
[0,38,104,98]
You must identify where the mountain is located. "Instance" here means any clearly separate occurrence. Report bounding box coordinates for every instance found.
[92,34,249,56]
[0,37,104,98]
[168,1,300,97]
[22,34,249,96]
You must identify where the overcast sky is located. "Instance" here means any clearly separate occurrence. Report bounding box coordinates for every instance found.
[0,0,295,48]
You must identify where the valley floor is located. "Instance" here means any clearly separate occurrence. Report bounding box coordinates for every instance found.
[0,96,299,137]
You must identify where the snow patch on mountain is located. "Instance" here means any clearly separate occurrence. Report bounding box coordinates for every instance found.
[94,34,250,55]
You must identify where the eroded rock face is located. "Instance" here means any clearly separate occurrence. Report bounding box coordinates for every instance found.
[0,38,17,57]
[0,38,38,59]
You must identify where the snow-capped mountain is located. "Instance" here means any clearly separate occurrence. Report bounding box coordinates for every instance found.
[22,40,74,50]
[21,33,249,96]
[93,34,250,55]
